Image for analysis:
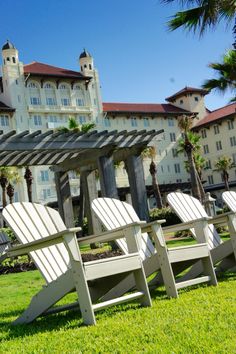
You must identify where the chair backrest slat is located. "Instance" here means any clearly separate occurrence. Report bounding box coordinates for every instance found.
[0,231,10,256]
[2,203,70,283]
[92,198,155,260]
[222,191,236,212]
[167,192,222,249]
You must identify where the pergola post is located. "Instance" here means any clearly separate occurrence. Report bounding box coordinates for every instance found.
[84,170,102,235]
[97,154,118,198]
[125,154,149,221]
[54,171,74,227]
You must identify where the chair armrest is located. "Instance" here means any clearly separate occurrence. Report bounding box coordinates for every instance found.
[162,217,211,235]
[77,222,144,246]
[7,228,81,258]
[207,212,235,226]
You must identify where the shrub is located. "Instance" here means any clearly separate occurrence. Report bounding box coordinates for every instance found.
[149,207,181,226]
[0,227,17,243]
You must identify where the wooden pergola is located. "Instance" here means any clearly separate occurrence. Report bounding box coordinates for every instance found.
[0,128,164,232]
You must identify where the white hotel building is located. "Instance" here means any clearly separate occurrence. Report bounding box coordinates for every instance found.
[0,40,235,207]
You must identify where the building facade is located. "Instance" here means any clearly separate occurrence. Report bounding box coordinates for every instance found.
[0,41,103,204]
[0,40,235,208]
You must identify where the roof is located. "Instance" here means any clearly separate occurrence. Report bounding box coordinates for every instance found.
[166,86,208,102]
[2,40,15,51]
[79,49,91,59]
[194,103,236,128]
[24,62,88,80]
[0,101,15,112]
[103,102,190,114]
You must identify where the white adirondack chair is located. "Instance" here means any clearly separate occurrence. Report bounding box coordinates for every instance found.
[0,231,11,262]
[167,192,236,273]
[3,202,152,326]
[92,197,217,299]
[222,190,236,260]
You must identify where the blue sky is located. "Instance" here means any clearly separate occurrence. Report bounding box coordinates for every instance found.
[1,0,234,111]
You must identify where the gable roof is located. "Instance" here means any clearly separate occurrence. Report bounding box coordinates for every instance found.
[0,101,15,112]
[103,102,190,115]
[194,103,236,128]
[24,62,88,80]
[166,86,208,102]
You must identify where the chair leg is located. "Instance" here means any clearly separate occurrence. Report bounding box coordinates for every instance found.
[133,267,152,307]
[13,270,75,324]
[201,256,218,286]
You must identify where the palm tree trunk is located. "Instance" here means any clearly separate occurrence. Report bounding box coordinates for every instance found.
[149,161,163,209]
[24,167,33,202]
[196,172,206,203]
[0,176,8,208]
[187,150,201,200]
[224,172,230,191]
[7,183,14,204]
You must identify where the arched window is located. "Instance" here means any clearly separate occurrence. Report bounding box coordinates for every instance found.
[59,83,71,106]
[44,82,57,106]
[28,81,41,105]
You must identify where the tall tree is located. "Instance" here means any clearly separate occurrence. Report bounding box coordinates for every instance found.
[202,49,236,102]
[214,156,234,190]
[162,0,235,36]
[0,167,21,207]
[142,146,163,209]
[162,1,236,100]
[177,114,204,200]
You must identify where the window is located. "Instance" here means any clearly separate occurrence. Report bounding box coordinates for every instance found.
[79,116,86,124]
[174,163,181,173]
[143,118,150,127]
[40,170,49,182]
[170,132,176,142]
[33,115,42,126]
[59,84,66,90]
[12,57,16,63]
[216,141,222,151]
[208,175,214,185]
[131,117,137,127]
[48,115,58,123]
[203,145,209,154]
[205,160,212,169]
[161,166,164,173]
[104,117,111,127]
[180,100,183,104]
[201,129,207,138]
[168,118,174,127]
[230,136,236,146]
[172,148,178,157]
[74,85,81,90]
[28,82,38,88]
[17,95,21,103]
[214,125,220,134]
[228,120,234,130]
[46,97,56,106]
[232,153,236,164]
[30,97,41,105]
[42,188,51,200]
[176,178,182,183]
[0,115,9,126]
[61,98,70,106]
[194,96,199,102]
[94,98,97,105]
[15,79,18,85]
[76,98,85,107]
[44,83,52,89]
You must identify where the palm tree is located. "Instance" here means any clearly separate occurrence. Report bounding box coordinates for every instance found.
[57,117,96,133]
[142,146,163,209]
[24,167,33,202]
[162,1,235,36]
[202,49,236,102]
[214,156,234,190]
[0,167,21,207]
[177,114,204,200]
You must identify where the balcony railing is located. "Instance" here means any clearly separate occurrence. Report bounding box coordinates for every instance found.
[28,104,93,114]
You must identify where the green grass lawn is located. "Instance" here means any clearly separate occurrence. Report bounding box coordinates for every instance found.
[0,264,236,353]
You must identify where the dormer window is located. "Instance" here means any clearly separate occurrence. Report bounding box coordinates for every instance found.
[180,99,183,104]
[194,96,199,102]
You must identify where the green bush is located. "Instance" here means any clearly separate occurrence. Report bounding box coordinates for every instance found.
[149,207,181,226]
[0,227,16,243]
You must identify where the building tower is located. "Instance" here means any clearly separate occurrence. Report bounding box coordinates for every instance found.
[79,49,103,127]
